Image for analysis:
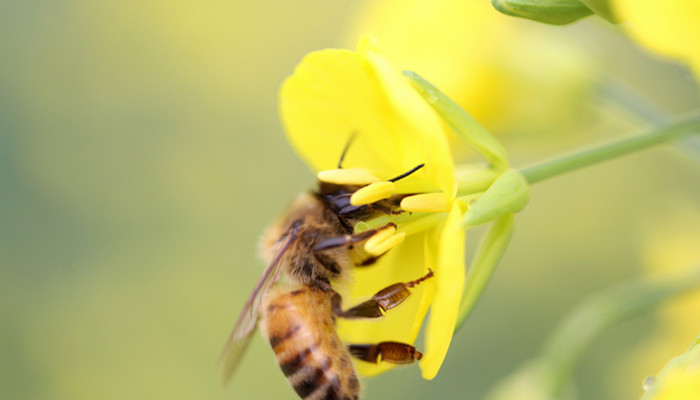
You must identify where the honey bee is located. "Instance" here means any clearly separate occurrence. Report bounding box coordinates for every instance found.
[220,151,433,400]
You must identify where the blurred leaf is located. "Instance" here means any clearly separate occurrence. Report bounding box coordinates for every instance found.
[486,267,700,399]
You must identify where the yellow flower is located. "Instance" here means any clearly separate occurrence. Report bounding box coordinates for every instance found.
[611,0,700,79]
[620,202,700,398]
[641,334,700,400]
[649,372,700,400]
[341,0,594,136]
[279,36,465,380]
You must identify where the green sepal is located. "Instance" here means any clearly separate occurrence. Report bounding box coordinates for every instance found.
[455,213,515,332]
[463,169,530,228]
[492,0,594,25]
[403,71,509,171]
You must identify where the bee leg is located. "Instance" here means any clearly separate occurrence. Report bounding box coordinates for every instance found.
[313,223,397,253]
[348,342,422,364]
[331,269,433,319]
[338,201,399,219]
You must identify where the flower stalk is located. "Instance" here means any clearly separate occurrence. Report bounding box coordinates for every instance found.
[520,112,700,185]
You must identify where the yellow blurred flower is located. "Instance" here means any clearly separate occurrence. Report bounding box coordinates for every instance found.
[649,372,700,400]
[611,0,700,78]
[618,202,700,399]
[341,0,594,136]
[279,36,465,380]
[641,334,700,400]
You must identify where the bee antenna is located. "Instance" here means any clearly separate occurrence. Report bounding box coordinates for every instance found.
[389,163,425,182]
[337,131,357,169]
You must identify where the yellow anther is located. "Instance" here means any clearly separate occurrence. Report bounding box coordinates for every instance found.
[400,193,451,213]
[365,231,406,256]
[350,181,396,206]
[365,224,396,247]
[317,168,381,185]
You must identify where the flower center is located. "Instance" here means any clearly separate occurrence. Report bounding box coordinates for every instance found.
[317,163,452,256]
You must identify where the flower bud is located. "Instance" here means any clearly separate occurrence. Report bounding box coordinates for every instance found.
[463,169,530,227]
[491,0,593,25]
[578,0,619,23]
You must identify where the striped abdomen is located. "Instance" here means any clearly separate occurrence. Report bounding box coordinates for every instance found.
[262,285,360,400]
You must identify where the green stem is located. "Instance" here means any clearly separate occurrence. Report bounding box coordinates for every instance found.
[520,113,700,184]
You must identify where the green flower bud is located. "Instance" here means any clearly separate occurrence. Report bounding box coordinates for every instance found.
[491,0,594,25]
[578,0,619,23]
[463,169,530,227]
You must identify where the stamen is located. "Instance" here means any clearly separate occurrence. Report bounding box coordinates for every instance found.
[398,213,448,236]
[400,193,451,212]
[317,168,381,185]
[350,181,396,206]
[364,224,396,246]
[365,231,406,256]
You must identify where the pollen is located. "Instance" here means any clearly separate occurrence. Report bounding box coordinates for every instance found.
[365,230,406,256]
[317,168,381,185]
[350,181,397,206]
[400,193,451,213]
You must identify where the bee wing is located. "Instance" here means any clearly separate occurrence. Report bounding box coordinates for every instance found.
[219,229,298,385]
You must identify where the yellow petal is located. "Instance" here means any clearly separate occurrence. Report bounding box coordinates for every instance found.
[612,0,700,77]
[647,370,700,400]
[336,233,434,376]
[280,37,455,194]
[358,36,456,197]
[341,0,594,137]
[421,202,465,380]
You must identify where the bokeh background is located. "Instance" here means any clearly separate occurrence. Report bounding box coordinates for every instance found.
[1,1,699,399]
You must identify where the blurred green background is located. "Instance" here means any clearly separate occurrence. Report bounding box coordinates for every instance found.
[1,1,699,399]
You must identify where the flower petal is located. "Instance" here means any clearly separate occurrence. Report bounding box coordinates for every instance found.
[421,202,465,380]
[336,233,434,376]
[358,37,456,196]
[612,0,700,77]
[280,37,455,194]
